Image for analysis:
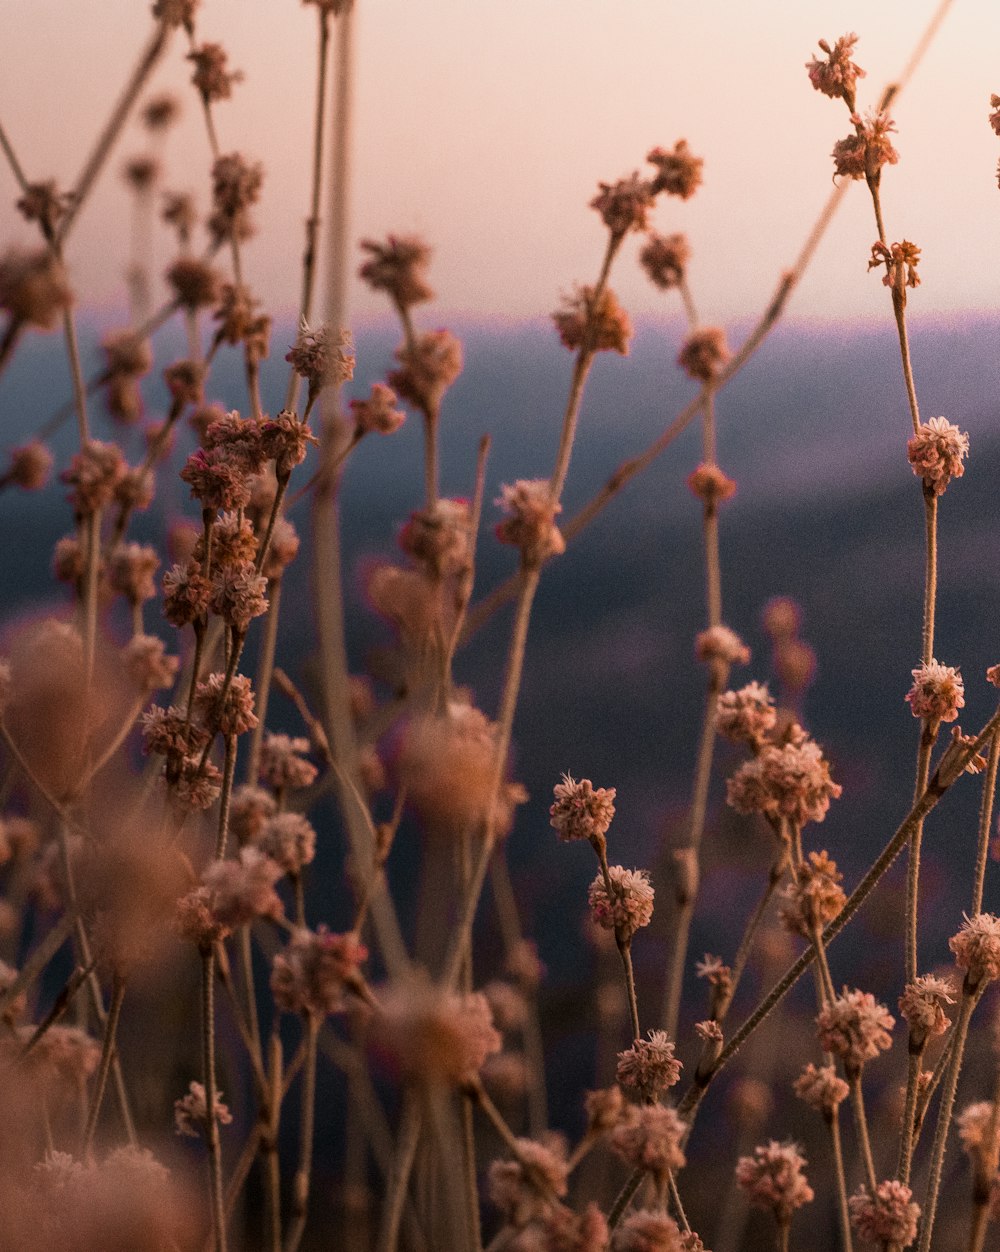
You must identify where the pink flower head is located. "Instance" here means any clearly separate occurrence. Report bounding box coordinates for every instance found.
[616,1029,682,1101]
[162,561,211,627]
[590,172,655,236]
[350,382,406,436]
[588,866,654,942]
[727,731,842,828]
[359,234,434,308]
[695,624,750,668]
[869,239,921,290]
[816,988,894,1072]
[687,461,736,504]
[905,659,964,723]
[610,1104,686,1185]
[259,733,318,792]
[400,498,471,577]
[174,1080,233,1138]
[550,774,616,845]
[611,1210,689,1252]
[715,682,776,746]
[898,974,955,1044]
[950,912,1000,987]
[61,440,126,515]
[188,42,243,103]
[209,560,268,632]
[200,847,285,931]
[0,246,72,328]
[779,850,846,937]
[495,479,566,565]
[647,141,704,199]
[260,409,320,479]
[389,328,463,412]
[375,974,501,1085]
[806,34,865,110]
[552,285,632,355]
[735,1141,814,1224]
[487,1136,568,1227]
[793,1062,849,1116]
[271,926,367,1016]
[193,672,258,737]
[956,1101,995,1159]
[5,441,52,490]
[832,110,899,181]
[285,320,355,398]
[990,94,1000,137]
[640,231,690,291]
[907,417,969,495]
[677,327,730,382]
[180,447,253,512]
[849,1181,920,1247]
[122,634,179,691]
[257,812,317,876]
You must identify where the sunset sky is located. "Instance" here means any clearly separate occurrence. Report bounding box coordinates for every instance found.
[2,0,999,327]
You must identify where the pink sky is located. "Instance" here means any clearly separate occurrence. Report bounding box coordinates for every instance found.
[2,0,999,326]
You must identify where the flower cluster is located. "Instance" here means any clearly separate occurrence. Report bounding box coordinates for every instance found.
[271,926,367,1016]
[588,866,654,942]
[806,33,865,110]
[552,285,632,355]
[904,660,964,723]
[735,1141,814,1224]
[727,727,842,828]
[549,774,616,845]
[816,988,894,1072]
[615,1030,682,1101]
[906,417,969,496]
[848,1181,920,1247]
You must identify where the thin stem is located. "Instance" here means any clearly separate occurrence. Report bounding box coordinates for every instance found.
[848,1069,878,1195]
[284,1013,320,1252]
[246,578,283,784]
[215,735,238,860]
[202,950,228,1252]
[728,849,789,1001]
[896,1044,926,1186]
[82,972,126,1154]
[377,1088,422,1252]
[972,730,1000,917]
[829,1111,855,1252]
[921,489,937,666]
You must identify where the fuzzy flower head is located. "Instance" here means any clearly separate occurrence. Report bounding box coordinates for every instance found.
[907,417,969,496]
[5,441,53,491]
[615,1030,682,1102]
[400,498,471,578]
[696,624,750,669]
[806,33,865,110]
[647,141,703,199]
[735,1141,814,1225]
[610,1104,687,1185]
[779,850,846,938]
[956,1101,996,1160]
[259,733,318,793]
[495,479,565,565]
[199,847,285,934]
[640,231,690,291]
[260,409,320,479]
[950,912,1000,988]
[350,382,406,437]
[487,1136,569,1228]
[285,320,355,399]
[905,660,964,724]
[550,774,616,847]
[899,974,955,1044]
[389,328,463,412]
[678,327,730,382]
[174,1080,233,1138]
[590,172,655,236]
[588,866,654,943]
[816,988,894,1072]
[990,94,1000,137]
[271,926,367,1016]
[374,974,501,1086]
[727,730,842,828]
[687,461,736,505]
[0,247,73,329]
[869,239,921,291]
[849,1181,920,1247]
[611,1210,690,1252]
[715,682,776,747]
[832,110,899,181]
[552,285,632,355]
[359,234,433,308]
[257,812,316,876]
[793,1062,849,1117]
[188,42,242,103]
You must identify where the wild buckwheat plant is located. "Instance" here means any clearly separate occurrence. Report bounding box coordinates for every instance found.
[3,3,1000,1251]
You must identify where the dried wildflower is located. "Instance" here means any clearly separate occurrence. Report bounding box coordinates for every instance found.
[762,596,801,639]
[201,847,285,930]
[229,784,277,846]
[188,42,242,102]
[550,774,616,845]
[260,408,320,478]
[162,561,211,627]
[192,672,258,737]
[715,682,776,746]
[350,381,406,436]
[552,285,631,355]
[832,110,899,181]
[616,1030,682,1101]
[990,93,1000,137]
[849,1181,920,1246]
[482,980,530,1033]
[400,498,471,577]
[488,1137,569,1227]
[806,33,865,110]
[727,731,842,828]
[166,256,221,310]
[263,517,300,579]
[359,234,433,307]
[647,141,703,199]
[375,975,501,1085]
[61,441,126,514]
[4,441,53,490]
[114,465,154,512]
[588,866,654,942]
[162,190,197,239]
[180,447,252,512]
[108,542,159,605]
[259,733,318,792]
[611,1104,686,1184]
[793,1062,849,1115]
[736,1141,814,1224]
[0,247,72,328]
[869,239,921,290]
[285,320,355,402]
[907,417,969,496]
[16,179,72,236]
[175,885,228,948]
[257,812,316,876]
[209,560,268,632]
[610,1210,688,1252]
[209,152,264,242]
[204,408,268,473]
[678,327,730,382]
[695,1019,723,1045]
[584,1085,624,1134]
[496,479,565,565]
[640,231,690,290]
[123,155,160,192]
[696,953,732,989]
[905,659,964,723]
[899,974,955,1044]
[389,328,463,411]
[816,988,894,1072]
[687,462,736,504]
[950,912,1000,987]
[102,329,153,381]
[202,510,257,569]
[591,172,655,236]
[510,1202,609,1252]
[695,624,750,667]
[271,926,366,1015]
[52,537,90,586]
[122,634,178,690]
[173,755,223,811]
[956,1100,995,1159]
[779,850,846,937]
[174,1080,233,1138]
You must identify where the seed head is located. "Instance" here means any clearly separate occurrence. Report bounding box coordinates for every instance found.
[907,417,969,496]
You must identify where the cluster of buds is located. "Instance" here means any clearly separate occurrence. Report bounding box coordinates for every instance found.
[726,722,842,830]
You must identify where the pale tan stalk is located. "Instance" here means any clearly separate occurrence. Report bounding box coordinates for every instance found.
[377,1087,422,1252]
[0,910,75,1019]
[829,1111,854,1252]
[896,1045,926,1186]
[246,577,283,783]
[727,847,790,1005]
[202,949,228,1252]
[848,1069,879,1195]
[971,732,1000,916]
[284,1013,321,1252]
[81,971,126,1154]
[595,844,641,1040]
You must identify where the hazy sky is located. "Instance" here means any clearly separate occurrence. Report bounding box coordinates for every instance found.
[2,0,1000,327]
